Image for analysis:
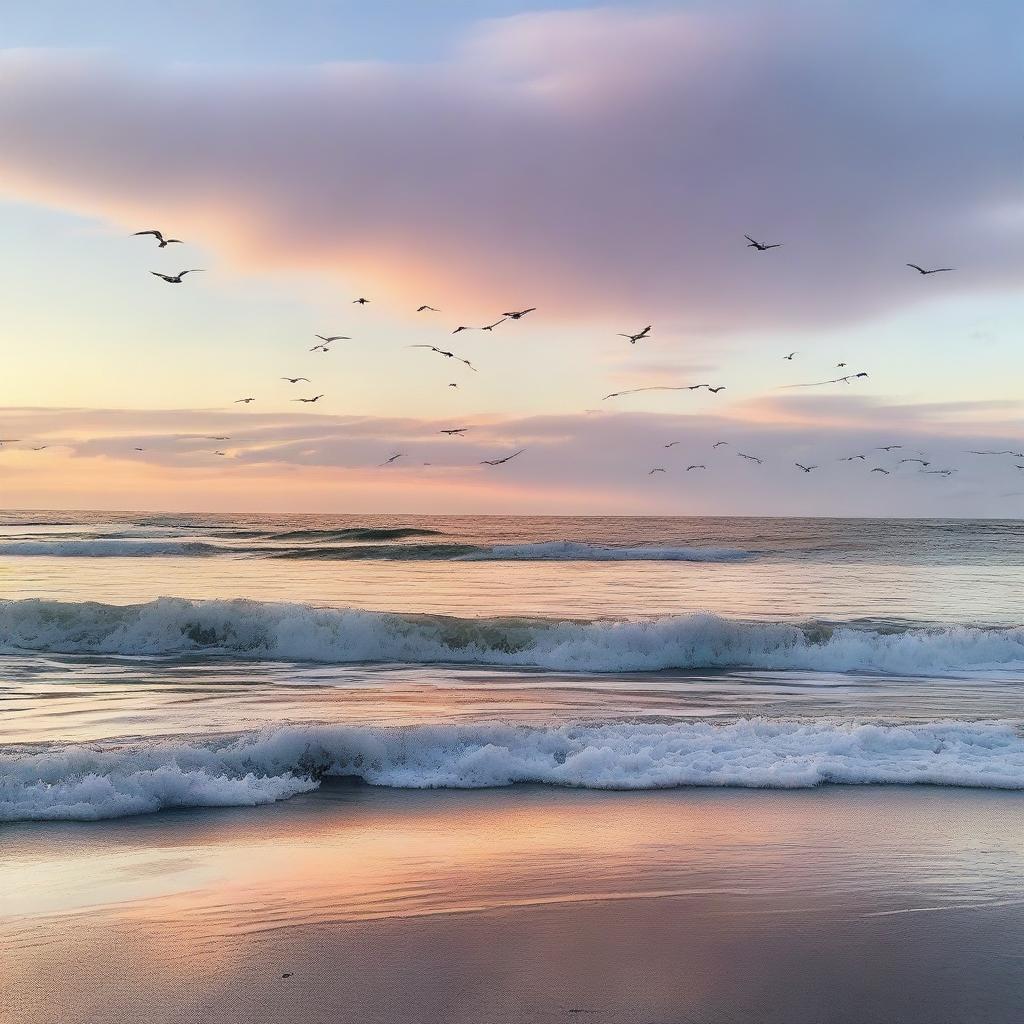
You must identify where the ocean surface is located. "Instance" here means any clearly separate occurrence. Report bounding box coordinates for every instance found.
[2,511,1024,821]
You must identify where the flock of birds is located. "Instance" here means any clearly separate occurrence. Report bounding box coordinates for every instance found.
[7,226,1012,486]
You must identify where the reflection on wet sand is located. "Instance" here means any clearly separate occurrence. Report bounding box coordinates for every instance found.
[3,785,1024,1023]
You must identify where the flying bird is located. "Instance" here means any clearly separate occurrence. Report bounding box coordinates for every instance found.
[417,305,440,312]
[618,326,652,345]
[481,449,526,466]
[380,453,405,466]
[353,297,370,304]
[922,469,955,476]
[840,455,866,462]
[746,235,782,251]
[907,264,954,275]
[133,229,182,247]
[784,352,797,360]
[315,335,350,344]
[737,452,763,464]
[900,458,930,466]
[440,428,469,435]
[30,445,48,451]
[712,441,729,448]
[502,308,536,320]
[871,468,891,474]
[795,463,817,473]
[150,269,204,283]
[409,345,477,371]
[292,395,325,403]
[452,326,472,334]
[664,441,682,448]
[876,445,903,452]
[603,385,690,400]
[836,362,847,368]
[281,377,311,384]
[686,465,706,471]
[783,372,869,388]
[234,398,255,404]
[448,383,458,388]
[648,468,667,475]
[213,451,227,457]
[310,342,332,353]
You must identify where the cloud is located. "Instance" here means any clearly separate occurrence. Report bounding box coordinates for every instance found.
[0,3,1022,332]
[2,402,1023,515]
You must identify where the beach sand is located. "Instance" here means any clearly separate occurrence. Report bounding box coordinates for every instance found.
[3,784,1024,1024]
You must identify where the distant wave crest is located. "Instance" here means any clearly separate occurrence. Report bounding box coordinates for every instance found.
[0,598,1023,676]
[4,719,1024,820]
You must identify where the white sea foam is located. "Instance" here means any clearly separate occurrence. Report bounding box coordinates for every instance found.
[458,541,751,561]
[4,720,1023,820]
[0,598,1022,676]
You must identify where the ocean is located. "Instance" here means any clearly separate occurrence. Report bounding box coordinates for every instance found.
[2,512,1024,819]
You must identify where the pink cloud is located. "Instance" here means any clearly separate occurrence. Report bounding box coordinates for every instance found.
[0,4,1021,331]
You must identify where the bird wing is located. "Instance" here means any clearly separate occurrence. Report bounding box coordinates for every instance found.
[150,272,171,280]
[135,230,162,239]
[906,264,925,273]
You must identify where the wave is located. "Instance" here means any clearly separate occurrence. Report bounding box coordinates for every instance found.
[265,527,444,542]
[0,540,227,557]
[1,598,1023,675]
[4,719,1023,821]
[269,542,480,560]
[457,541,751,561]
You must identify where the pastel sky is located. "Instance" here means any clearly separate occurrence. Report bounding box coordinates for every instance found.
[0,0,1022,515]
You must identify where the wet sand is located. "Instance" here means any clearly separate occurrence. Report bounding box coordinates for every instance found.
[3,785,1024,1023]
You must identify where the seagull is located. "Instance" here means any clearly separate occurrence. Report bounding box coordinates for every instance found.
[840,455,866,461]
[292,395,325,403]
[907,264,954,275]
[618,326,651,345]
[783,372,869,388]
[795,463,817,473]
[876,445,903,452]
[448,383,459,388]
[707,387,727,394]
[353,297,370,304]
[481,318,507,331]
[686,465,706,471]
[922,469,955,476]
[452,326,472,334]
[133,229,182,247]
[968,450,1024,457]
[234,397,256,404]
[310,342,332,353]
[417,305,440,312]
[900,458,930,466]
[409,345,477,371]
[380,453,405,465]
[30,445,48,451]
[440,428,469,435]
[481,449,525,466]
[737,452,763,464]
[664,441,682,448]
[150,269,204,283]
[746,235,782,251]
[712,441,729,448]
[213,451,227,456]
[648,467,667,475]
[133,447,146,452]
[784,352,797,360]
[315,335,350,343]
[836,362,847,368]
[281,377,311,384]
[871,468,891,474]
[502,308,536,320]
[603,385,690,400]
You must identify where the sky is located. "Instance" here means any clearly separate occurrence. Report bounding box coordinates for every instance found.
[0,0,1022,515]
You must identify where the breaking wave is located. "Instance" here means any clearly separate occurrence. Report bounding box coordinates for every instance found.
[0,598,1023,676]
[0,540,227,557]
[4,719,1023,821]
[456,542,752,561]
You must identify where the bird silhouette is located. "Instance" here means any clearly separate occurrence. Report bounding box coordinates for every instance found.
[746,235,782,251]
[907,264,954,275]
[281,377,311,384]
[151,269,204,284]
[618,326,652,345]
[134,229,182,247]
[502,308,536,320]
[409,345,477,371]
[481,449,526,466]
[417,305,440,312]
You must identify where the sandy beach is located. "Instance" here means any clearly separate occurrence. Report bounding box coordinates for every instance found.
[4,784,1024,1024]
